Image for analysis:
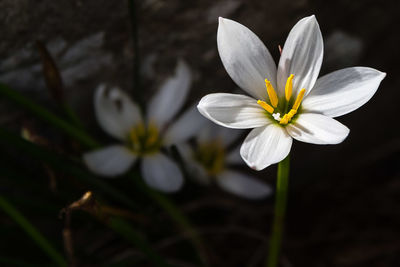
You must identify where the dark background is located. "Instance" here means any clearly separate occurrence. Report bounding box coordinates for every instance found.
[0,0,399,266]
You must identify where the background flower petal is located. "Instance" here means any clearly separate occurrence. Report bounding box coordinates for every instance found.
[302,67,386,117]
[240,124,292,170]
[277,15,323,97]
[286,113,350,144]
[217,17,277,100]
[147,60,191,129]
[216,170,272,199]
[197,122,244,147]
[197,93,271,129]
[177,143,211,185]
[164,105,208,146]
[141,153,184,193]
[83,145,136,177]
[95,84,142,140]
[225,144,243,165]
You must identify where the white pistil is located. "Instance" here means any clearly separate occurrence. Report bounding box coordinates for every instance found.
[272,113,281,121]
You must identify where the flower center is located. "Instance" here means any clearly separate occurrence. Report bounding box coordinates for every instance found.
[194,141,225,176]
[128,123,161,155]
[257,75,306,125]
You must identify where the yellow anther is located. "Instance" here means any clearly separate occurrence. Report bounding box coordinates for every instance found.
[279,114,289,125]
[196,141,225,175]
[286,109,297,121]
[265,79,278,108]
[292,88,306,111]
[285,74,294,101]
[145,125,159,147]
[257,100,274,114]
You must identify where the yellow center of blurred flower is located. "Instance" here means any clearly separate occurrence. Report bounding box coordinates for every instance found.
[195,141,225,176]
[257,75,306,125]
[128,123,161,155]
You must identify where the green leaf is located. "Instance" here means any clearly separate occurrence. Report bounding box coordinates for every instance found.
[0,127,138,210]
[0,83,98,149]
[0,195,67,267]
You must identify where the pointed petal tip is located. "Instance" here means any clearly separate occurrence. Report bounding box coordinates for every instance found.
[239,151,270,171]
[176,58,189,71]
[297,14,319,28]
[305,14,317,21]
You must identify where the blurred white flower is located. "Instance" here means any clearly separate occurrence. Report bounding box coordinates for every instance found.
[198,15,386,171]
[178,123,272,200]
[84,60,203,193]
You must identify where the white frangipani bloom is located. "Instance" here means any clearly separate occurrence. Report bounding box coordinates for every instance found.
[84,60,203,192]
[178,123,272,199]
[197,15,386,171]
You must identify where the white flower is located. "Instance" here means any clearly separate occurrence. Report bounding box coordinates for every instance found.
[83,60,203,193]
[197,15,386,171]
[178,123,272,200]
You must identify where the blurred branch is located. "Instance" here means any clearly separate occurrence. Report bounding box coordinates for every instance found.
[36,41,85,130]
[61,191,170,267]
[0,83,98,149]
[0,195,67,267]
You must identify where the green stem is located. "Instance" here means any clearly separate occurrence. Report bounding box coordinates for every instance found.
[0,83,98,149]
[267,155,290,267]
[0,195,67,267]
[127,0,143,108]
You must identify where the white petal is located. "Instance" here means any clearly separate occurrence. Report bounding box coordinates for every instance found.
[286,113,349,144]
[164,105,208,146]
[302,67,386,117]
[197,93,271,129]
[147,60,191,128]
[216,170,272,199]
[217,17,277,100]
[277,15,323,97]
[240,125,292,170]
[94,84,142,140]
[141,153,184,193]
[225,145,243,165]
[83,145,136,177]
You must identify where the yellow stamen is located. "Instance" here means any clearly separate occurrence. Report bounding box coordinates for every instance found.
[196,141,225,176]
[265,79,278,108]
[279,114,289,125]
[279,88,305,125]
[257,100,274,114]
[292,88,306,111]
[285,74,294,101]
[129,123,160,155]
[145,125,158,147]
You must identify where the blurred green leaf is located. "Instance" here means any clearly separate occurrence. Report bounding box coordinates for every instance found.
[0,127,138,210]
[0,83,98,149]
[0,195,67,267]
[132,176,208,266]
